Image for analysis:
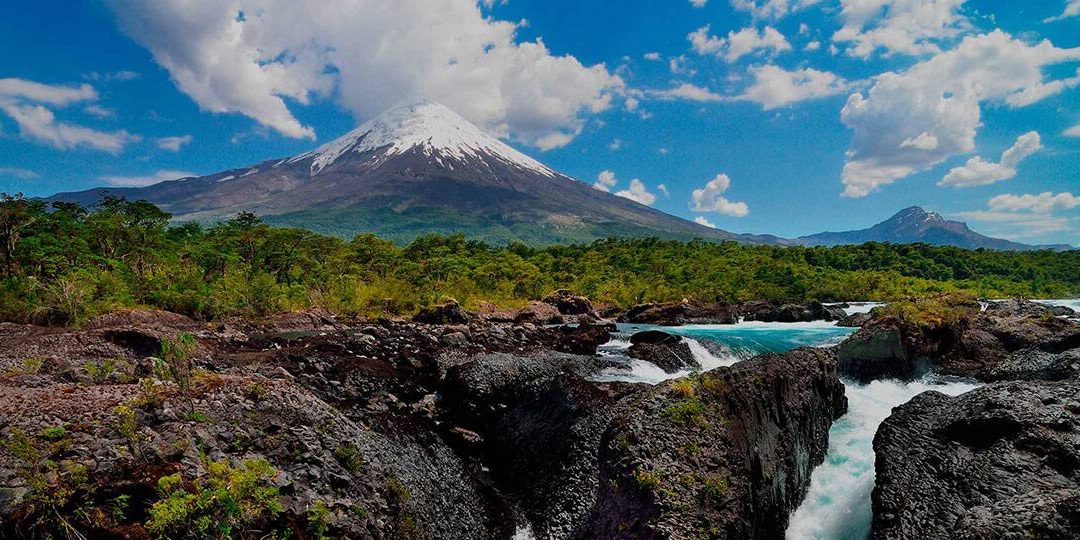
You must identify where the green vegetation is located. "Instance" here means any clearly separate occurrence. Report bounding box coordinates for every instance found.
[631,467,662,492]
[334,442,365,473]
[147,458,284,539]
[663,398,708,427]
[1,193,1077,325]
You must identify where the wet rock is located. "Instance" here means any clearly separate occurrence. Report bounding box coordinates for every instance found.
[985,299,1075,318]
[541,290,593,316]
[626,331,698,373]
[837,324,916,382]
[872,380,1080,539]
[742,301,846,323]
[553,322,611,355]
[837,311,873,327]
[619,300,739,326]
[412,300,470,325]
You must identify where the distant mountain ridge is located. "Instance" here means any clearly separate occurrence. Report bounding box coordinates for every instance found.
[50,100,781,246]
[796,206,1072,251]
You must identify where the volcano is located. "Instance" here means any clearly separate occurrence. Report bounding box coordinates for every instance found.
[52,100,779,245]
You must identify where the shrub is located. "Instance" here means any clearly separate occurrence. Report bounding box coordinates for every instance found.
[663,398,707,427]
[147,458,284,538]
[334,442,364,473]
[671,379,695,398]
[701,474,730,500]
[631,467,661,493]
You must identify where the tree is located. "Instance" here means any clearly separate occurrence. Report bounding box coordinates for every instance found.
[0,193,46,279]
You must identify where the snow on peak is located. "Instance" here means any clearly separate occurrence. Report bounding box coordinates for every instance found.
[290,100,556,177]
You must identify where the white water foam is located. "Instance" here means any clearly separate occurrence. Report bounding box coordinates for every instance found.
[591,336,744,384]
[1036,298,1080,313]
[785,377,981,539]
[836,302,883,315]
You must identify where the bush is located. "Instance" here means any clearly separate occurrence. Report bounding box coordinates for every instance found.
[147,458,284,538]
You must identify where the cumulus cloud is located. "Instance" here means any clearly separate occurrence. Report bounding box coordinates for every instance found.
[694,216,717,228]
[643,52,661,61]
[100,169,197,187]
[939,131,1041,188]
[1045,0,1080,22]
[157,135,193,152]
[833,0,970,58]
[690,173,749,217]
[0,77,137,153]
[840,31,1080,197]
[104,0,623,148]
[690,0,708,7]
[615,178,657,206]
[594,169,617,192]
[1066,124,1080,137]
[689,25,791,62]
[1005,68,1080,107]
[729,0,821,20]
[735,65,852,109]
[657,184,670,197]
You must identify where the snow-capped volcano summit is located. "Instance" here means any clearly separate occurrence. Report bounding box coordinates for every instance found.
[289,100,555,178]
[50,101,779,245]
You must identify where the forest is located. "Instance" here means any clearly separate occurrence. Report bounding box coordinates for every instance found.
[2,193,1078,325]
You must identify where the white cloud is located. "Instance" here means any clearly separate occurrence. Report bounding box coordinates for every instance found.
[157,135,193,152]
[0,78,97,106]
[83,104,114,118]
[615,178,657,206]
[657,183,670,197]
[0,167,38,180]
[805,40,821,51]
[833,0,970,59]
[1066,124,1080,137]
[987,192,1080,214]
[689,25,791,62]
[1005,68,1080,107]
[1045,0,1080,22]
[694,216,717,228]
[955,191,1080,240]
[690,173,749,217]
[643,52,661,61]
[104,0,623,148]
[100,169,197,187]
[594,169,617,192]
[735,64,851,109]
[840,30,1080,197]
[608,139,622,150]
[690,0,708,7]
[939,131,1041,188]
[668,55,696,76]
[0,77,138,153]
[651,83,725,102]
[729,0,821,20]
[0,103,138,153]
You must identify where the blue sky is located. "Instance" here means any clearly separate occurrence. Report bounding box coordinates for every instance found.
[1,0,1078,244]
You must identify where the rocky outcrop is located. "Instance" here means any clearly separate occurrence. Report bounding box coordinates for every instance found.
[542,290,594,316]
[837,311,873,327]
[412,300,470,325]
[626,330,699,373]
[588,347,848,538]
[513,301,565,325]
[619,300,739,326]
[985,298,1075,318]
[742,301,846,323]
[553,322,612,355]
[836,304,1080,381]
[872,380,1080,539]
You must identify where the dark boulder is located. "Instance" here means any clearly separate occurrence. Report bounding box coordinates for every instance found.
[836,324,920,382]
[619,300,739,326]
[872,380,1080,539]
[742,301,846,323]
[513,302,565,326]
[541,290,594,316]
[626,330,698,373]
[629,329,681,345]
[985,299,1075,318]
[837,311,873,327]
[553,322,612,355]
[412,300,470,325]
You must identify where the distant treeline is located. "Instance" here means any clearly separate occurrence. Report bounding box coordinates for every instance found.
[1,193,1077,325]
